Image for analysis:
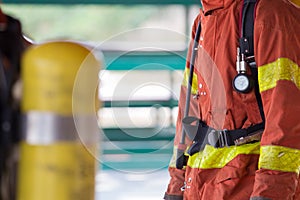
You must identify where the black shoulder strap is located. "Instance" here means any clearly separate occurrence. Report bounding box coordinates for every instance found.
[239,0,256,58]
[240,0,265,123]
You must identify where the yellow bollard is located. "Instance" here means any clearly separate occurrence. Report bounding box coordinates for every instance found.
[17,41,101,200]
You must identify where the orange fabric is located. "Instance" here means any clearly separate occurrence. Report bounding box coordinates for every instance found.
[252,169,298,200]
[184,154,259,200]
[255,0,300,149]
[251,0,300,199]
[165,167,185,197]
[165,0,300,199]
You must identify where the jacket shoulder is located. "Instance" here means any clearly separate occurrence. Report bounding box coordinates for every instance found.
[256,0,300,28]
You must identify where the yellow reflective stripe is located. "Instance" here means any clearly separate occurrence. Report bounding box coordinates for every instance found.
[169,149,177,168]
[187,151,203,168]
[289,0,300,7]
[188,142,260,169]
[259,145,300,174]
[168,146,190,168]
[182,68,198,95]
[258,58,300,92]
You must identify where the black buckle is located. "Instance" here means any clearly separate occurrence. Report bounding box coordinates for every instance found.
[207,129,230,148]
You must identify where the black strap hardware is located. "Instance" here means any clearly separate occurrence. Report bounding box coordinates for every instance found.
[183,116,264,155]
[207,129,230,148]
[207,123,264,148]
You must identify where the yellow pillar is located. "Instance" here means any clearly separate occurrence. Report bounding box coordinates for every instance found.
[17,41,101,200]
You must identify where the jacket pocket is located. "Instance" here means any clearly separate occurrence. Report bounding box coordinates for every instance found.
[215,164,247,184]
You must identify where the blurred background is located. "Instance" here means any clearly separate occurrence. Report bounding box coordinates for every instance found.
[1,1,201,199]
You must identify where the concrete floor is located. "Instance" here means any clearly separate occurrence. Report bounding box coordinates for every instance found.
[96,169,170,200]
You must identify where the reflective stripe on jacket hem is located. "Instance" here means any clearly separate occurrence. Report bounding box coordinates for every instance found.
[187,142,260,169]
[259,145,300,174]
[169,146,190,168]
[258,57,300,92]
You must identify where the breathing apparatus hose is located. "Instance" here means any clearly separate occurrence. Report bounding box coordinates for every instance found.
[176,21,202,169]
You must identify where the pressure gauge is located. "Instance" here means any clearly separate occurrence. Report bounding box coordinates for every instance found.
[232,73,253,93]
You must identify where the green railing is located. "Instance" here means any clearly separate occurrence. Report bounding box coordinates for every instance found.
[103,50,186,71]
[100,50,185,170]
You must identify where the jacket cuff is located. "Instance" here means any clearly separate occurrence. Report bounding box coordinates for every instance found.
[164,193,183,200]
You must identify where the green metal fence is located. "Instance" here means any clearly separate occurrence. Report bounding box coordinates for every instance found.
[100,50,186,170]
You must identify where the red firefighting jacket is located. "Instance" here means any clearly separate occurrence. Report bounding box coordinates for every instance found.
[164,0,300,199]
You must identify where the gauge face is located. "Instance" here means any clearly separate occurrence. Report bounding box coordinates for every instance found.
[233,74,250,92]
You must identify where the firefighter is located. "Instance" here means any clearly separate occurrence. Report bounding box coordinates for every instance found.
[164,0,300,200]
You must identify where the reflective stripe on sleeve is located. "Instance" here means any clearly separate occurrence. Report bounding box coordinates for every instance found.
[187,142,260,169]
[289,0,300,7]
[259,145,300,174]
[182,68,198,95]
[258,58,300,92]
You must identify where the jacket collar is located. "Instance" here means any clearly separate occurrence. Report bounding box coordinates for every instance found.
[201,0,235,15]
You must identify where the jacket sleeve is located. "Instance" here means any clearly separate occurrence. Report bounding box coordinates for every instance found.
[164,13,202,200]
[251,1,300,200]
